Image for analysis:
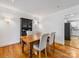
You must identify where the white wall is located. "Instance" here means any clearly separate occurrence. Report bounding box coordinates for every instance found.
[1,2,79,46]
[40,13,64,44]
[0,17,20,47]
[32,16,43,34]
[0,5,33,47]
[39,5,79,45]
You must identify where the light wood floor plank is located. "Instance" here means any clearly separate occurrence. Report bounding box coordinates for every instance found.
[0,43,79,58]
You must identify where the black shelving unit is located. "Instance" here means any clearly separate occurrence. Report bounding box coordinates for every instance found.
[20,18,32,36]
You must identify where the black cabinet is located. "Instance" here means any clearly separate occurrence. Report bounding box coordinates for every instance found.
[20,18,32,36]
[64,22,71,40]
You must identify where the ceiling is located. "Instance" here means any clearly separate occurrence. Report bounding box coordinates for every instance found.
[0,0,79,17]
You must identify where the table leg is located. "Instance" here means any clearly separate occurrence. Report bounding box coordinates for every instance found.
[22,41,24,53]
[29,44,33,58]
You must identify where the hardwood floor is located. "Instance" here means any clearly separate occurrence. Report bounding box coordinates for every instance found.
[0,43,79,58]
[70,36,79,48]
[65,36,79,48]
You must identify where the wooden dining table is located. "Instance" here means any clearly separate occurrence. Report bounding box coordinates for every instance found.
[20,32,56,58]
[20,34,40,58]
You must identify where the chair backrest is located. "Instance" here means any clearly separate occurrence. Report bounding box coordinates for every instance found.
[39,34,49,50]
[27,31,33,35]
[49,32,55,45]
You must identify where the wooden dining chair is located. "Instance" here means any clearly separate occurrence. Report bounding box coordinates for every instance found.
[33,34,49,58]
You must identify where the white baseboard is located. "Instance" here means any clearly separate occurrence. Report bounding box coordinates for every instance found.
[0,40,20,47]
[55,41,64,45]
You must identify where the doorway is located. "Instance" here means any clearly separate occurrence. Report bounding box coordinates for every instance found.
[65,20,79,48]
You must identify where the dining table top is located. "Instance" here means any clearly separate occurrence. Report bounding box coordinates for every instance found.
[20,32,52,44]
[20,33,41,44]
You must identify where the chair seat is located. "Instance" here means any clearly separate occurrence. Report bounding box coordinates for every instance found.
[33,44,42,51]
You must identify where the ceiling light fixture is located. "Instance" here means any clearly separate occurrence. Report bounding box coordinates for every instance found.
[11,0,15,3]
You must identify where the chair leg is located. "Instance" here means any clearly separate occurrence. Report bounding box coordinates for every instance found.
[45,48,47,57]
[39,51,41,58]
[53,41,55,54]
[48,46,50,52]
[34,51,38,55]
